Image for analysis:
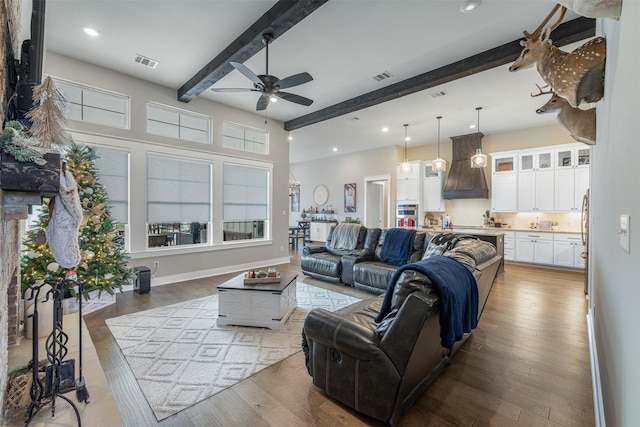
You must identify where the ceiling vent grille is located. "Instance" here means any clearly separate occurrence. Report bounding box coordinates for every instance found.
[135,54,158,69]
[372,71,393,82]
[429,90,447,98]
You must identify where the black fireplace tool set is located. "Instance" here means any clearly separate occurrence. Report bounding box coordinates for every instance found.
[24,278,90,426]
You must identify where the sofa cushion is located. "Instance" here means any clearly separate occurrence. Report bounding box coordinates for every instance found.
[300,252,341,279]
[447,239,497,265]
[443,251,476,272]
[353,261,399,293]
[327,223,365,251]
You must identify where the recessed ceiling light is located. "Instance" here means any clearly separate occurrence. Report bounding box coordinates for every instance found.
[288,136,293,141]
[460,0,481,13]
[83,27,99,37]
[469,124,477,129]
[332,147,338,152]
[382,127,389,132]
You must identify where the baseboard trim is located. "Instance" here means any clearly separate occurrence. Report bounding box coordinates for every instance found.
[587,310,606,426]
[145,256,292,288]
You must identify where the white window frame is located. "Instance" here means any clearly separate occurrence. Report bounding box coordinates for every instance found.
[223,121,269,154]
[146,102,212,144]
[52,77,130,129]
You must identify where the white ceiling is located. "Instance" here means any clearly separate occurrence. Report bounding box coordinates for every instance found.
[28,0,585,163]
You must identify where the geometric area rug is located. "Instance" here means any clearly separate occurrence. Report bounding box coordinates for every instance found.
[105,282,362,421]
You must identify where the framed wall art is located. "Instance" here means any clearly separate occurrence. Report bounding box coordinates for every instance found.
[344,183,356,213]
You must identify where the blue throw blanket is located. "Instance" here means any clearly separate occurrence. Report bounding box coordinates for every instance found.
[380,228,417,266]
[374,256,479,349]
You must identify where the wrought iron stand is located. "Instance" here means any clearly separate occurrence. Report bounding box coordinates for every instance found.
[24,279,82,427]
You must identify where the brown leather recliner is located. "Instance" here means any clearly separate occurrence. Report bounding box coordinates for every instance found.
[301,238,502,425]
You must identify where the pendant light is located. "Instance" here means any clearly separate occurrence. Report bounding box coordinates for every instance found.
[470,106,488,168]
[432,115,446,172]
[401,124,412,175]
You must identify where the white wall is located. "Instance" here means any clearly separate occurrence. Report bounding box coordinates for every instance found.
[592,3,640,425]
[43,52,292,284]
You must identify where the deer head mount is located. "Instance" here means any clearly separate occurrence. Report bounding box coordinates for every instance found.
[509,4,606,108]
[532,84,596,145]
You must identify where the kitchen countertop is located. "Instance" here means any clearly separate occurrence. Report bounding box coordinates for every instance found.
[421,225,581,235]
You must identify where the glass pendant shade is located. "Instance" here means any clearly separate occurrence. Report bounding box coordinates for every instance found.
[470,106,487,168]
[432,157,447,172]
[432,115,446,172]
[470,148,488,168]
[401,124,412,175]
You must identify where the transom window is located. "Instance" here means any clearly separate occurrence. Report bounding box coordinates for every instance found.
[223,121,269,154]
[147,102,211,144]
[54,78,130,129]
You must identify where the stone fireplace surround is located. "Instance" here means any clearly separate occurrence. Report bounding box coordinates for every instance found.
[1,0,25,413]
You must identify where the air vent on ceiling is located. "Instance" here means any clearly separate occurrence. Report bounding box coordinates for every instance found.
[135,54,158,69]
[372,71,393,82]
[346,116,360,121]
[429,90,447,98]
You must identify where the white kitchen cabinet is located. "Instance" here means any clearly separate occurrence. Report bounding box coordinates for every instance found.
[397,162,421,202]
[554,145,590,211]
[515,232,553,264]
[422,162,444,211]
[309,221,336,242]
[553,233,585,268]
[518,148,554,211]
[503,230,515,261]
[490,151,518,212]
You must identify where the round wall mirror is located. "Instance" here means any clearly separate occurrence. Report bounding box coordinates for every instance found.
[313,184,329,206]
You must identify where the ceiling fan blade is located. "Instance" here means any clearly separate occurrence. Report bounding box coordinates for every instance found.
[275,91,314,107]
[256,94,270,111]
[211,88,259,92]
[230,62,264,88]
[275,72,313,90]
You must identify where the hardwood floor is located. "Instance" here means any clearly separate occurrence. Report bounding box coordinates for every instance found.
[84,250,594,427]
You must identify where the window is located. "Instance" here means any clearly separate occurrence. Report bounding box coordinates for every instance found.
[223,164,269,241]
[147,102,211,144]
[147,155,211,247]
[93,148,129,226]
[54,79,129,129]
[223,121,269,154]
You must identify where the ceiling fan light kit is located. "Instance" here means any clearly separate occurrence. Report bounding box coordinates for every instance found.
[211,32,314,111]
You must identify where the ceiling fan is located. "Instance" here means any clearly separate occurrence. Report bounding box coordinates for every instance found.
[211,33,314,111]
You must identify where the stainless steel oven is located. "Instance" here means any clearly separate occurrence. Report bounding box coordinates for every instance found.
[396,203,418,227]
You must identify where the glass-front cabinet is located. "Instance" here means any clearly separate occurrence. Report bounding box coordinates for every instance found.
[490,151,518,212]
[556,146,590,169]
[519,148,554,172]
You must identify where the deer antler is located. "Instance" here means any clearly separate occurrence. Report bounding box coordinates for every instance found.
[523,4,568,40]
[530,83,553,97]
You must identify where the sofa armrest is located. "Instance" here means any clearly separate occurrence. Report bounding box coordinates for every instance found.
[341,252,374,285]
[303,309,381,361]
[303,244,328,256]
[379,292,441,374]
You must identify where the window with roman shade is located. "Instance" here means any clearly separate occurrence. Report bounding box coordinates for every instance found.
[93,148,129,226]
[147,155,211,247]
[222,163,269,241]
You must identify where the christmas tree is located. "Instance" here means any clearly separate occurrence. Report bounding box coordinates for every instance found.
[25,76,70,149]
[21,142,133,297]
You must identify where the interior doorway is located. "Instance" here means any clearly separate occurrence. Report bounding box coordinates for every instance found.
[364,175,391,229]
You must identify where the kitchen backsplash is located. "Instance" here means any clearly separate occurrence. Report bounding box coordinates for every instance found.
[426,199,583,232]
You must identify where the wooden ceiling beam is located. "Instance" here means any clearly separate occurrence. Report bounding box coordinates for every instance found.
[284,17,595,131]
[178,0,328,103]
